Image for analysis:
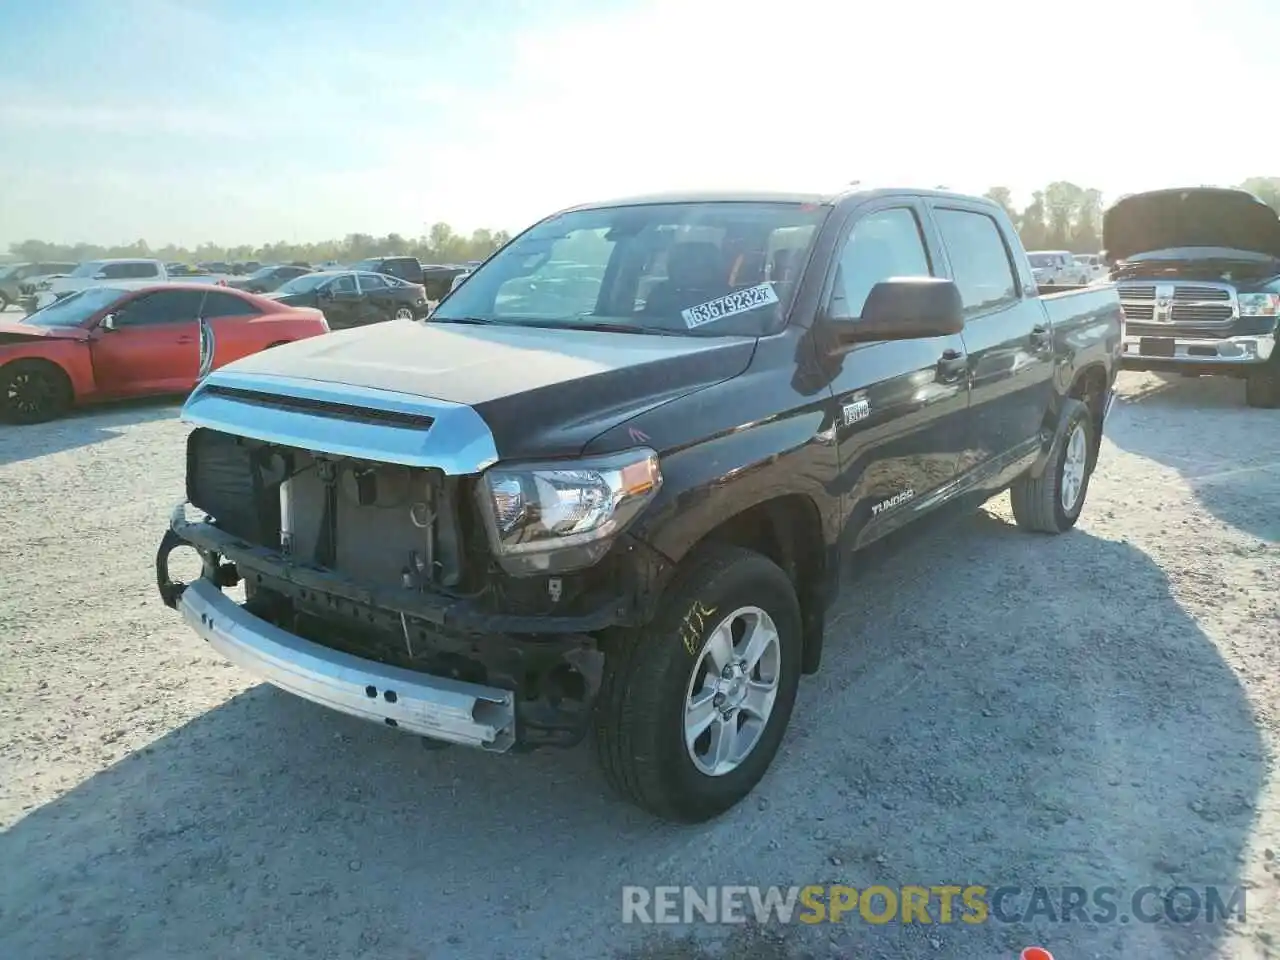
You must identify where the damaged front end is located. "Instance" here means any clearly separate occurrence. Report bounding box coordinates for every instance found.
[156,372,671,751]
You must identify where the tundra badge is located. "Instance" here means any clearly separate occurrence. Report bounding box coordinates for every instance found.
[871,488,915,516]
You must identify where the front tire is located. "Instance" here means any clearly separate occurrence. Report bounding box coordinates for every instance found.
[1009,400,1096,533]
[0,359,73,424]
[1245,362,1280,408]
[595,544,803,822]
[393,306,416,322]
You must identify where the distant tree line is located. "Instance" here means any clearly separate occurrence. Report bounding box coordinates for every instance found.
[983,176,1280,254]
[7,177,1280,264]
[5,222,512,267]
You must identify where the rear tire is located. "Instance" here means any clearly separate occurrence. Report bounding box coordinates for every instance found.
[0,359,73,424]
[1245,362,1280,408]
[0,291,11,311]
[595,544,803,823]
[1009,401,1095,534]
[393,306,416,322]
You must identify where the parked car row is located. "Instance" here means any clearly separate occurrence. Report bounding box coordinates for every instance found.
[0,282,329,423]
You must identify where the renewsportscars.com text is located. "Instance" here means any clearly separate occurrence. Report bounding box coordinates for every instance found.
[622,884,1246,926]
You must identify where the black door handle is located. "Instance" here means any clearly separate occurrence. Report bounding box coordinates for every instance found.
[1030,325,1052,347]
[936,349,968,383]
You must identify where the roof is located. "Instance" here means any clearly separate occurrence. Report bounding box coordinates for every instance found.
[555,184,1001,214]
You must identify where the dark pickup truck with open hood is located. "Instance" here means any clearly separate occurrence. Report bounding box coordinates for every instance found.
[155,186,1123,822]
[1106,186,1280,407]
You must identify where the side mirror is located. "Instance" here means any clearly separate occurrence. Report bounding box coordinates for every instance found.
[100,314,117,331]
[828,277,965,344]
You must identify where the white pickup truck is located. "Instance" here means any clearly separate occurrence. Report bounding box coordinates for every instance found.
[26,258,226,313]
[1027,250,1091,287]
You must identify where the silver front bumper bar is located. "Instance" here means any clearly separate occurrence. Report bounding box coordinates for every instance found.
[1121,332,1275,365]
[178,577,517,751]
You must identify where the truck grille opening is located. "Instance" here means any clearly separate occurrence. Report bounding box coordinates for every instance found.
[187,427,471,590]
[1118,282,1236,326]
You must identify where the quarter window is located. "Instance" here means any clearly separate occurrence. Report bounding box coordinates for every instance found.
[201,291,260,318]
[933,209,1019,313]
[830,207,933,318]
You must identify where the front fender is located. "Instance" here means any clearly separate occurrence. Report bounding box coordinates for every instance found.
[0,340,95,399]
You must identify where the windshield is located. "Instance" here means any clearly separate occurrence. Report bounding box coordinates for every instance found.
[68,261,106,278]
[350,258,386,273]
[21,286,122,326]
[275,273,331,294]
[248,266,278,279]
[0,263,28,280]
[432,201,829,336]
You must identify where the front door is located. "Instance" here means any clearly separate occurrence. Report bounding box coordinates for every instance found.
[925,203,1057,473]
[90,289,206,395]
[826,201,972,549]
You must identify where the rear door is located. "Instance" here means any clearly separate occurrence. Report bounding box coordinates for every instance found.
[385,258,420,282]
[354,272,394,322]
[925,202,1056,476]
[827,199,972,547]
[321,274,362,329]
[90,289,206,394]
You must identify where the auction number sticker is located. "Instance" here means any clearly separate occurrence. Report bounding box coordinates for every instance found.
[681,283,779,329]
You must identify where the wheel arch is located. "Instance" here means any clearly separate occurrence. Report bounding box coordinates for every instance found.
[652,493,829,676]
[1068,361,1110,467]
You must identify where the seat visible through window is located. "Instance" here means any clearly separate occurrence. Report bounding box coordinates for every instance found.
[641,242,729,319]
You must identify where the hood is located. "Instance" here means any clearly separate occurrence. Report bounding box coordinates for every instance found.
[0,319,90,344]
[1104,187,1280,262]
[209,319,757,459]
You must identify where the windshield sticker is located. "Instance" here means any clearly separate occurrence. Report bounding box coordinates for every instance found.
[681,283,779,329]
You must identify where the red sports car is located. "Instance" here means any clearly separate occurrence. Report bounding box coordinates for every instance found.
[0,282,329,424]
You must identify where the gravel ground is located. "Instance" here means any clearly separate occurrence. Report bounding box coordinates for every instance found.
[1,371,1277,960]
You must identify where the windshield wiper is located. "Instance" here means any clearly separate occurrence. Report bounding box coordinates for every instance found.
[428,316,494,326]
[514,319,679,336]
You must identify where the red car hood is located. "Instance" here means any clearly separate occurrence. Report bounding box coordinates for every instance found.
[0,319,90,343]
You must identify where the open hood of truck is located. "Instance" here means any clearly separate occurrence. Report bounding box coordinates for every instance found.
[1103,187,1280,262]
[208,319,757,460]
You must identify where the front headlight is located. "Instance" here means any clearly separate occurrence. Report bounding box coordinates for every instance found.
[476,448,662,576]
[1238,293,1280,317]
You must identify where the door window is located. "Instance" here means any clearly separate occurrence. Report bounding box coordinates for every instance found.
[328,274,357,294]
[100,262,160,280]
[829,207,933,318]
[932,208,1019,313]
[358,272,387,289]
[113,290,207,326]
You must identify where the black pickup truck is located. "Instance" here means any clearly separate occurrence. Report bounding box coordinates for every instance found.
[350,256,470,301]
[155,187,1123,822]
[1106,186,1280,407]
